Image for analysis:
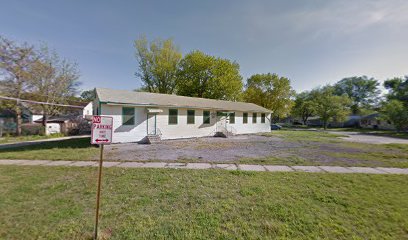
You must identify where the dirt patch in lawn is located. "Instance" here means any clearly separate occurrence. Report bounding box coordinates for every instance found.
[104,135,298,162]
[102,133,408,168]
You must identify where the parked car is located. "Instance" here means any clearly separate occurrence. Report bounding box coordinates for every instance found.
[271,124,282,130]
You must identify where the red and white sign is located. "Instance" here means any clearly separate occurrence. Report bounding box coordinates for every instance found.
[91,116,113,145]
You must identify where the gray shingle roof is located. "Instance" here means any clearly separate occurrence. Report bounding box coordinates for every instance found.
[95,88,271,113]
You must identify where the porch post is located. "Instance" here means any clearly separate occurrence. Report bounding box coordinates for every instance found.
[154,114,157,135]
[146,113,149,135]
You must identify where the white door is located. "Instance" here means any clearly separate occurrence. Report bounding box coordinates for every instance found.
[216,113,227,132]
[147,114,157,135]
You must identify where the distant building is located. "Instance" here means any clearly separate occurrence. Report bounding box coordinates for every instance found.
[83,102,93,117]
[360,113,395,130]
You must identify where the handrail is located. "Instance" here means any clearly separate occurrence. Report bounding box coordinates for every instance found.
[148,128,162,136]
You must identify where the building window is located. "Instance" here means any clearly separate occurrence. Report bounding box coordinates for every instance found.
[252,113,257,123]
[261,113,266,123]
[187,110,195,124]
[203,111,210,124]
[122,107,135,125]
[243,112,248,124]
[168,109,178,125]
[229,112,235,124]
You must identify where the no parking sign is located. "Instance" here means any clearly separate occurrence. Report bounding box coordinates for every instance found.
[91,116,113,145]
[90,115,113,240]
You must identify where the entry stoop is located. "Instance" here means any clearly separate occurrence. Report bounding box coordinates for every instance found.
[146,135,161,144]
[214,132,228,138]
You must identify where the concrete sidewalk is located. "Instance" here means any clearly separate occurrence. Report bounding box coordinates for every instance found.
[0,159,407,174]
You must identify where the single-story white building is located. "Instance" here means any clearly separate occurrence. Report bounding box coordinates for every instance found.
[94,88,272,143]
[82,102,93,118]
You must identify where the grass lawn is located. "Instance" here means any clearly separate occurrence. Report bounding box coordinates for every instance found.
[0,133,65,144]
[250,130,408,168]
[0,137,98,160]
[0,166,407,239]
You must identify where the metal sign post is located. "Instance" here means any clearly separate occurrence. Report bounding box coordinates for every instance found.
[91,115,113,240]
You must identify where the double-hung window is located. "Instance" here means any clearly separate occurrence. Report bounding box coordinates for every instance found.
[169,109,178,125]
[261,113,266,123]
[187,110,195,124]
[243,113,248,124]
[122,107,135,125]
[252,113,257,123]
[229,112,235,124]
[203,111,210,124]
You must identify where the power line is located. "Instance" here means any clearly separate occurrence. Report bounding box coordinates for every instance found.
[0,96,86,108]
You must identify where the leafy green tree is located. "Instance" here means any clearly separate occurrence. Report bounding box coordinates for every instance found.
[381,100,408,131]
[312,86,352,129]
[291,91,316,125]
[333,76,380,115]
[243,73,295,120]
[80,89,95,101]
[134,36,182,94]
[175,50,243,101]
[384,76,408,105]
[0,36,37,135]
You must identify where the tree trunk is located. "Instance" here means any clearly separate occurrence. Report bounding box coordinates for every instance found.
[15,103,22,136]
[323,120,328,130]
[302,116,308,125]
[42,108,48,136]
[41,106,48,127]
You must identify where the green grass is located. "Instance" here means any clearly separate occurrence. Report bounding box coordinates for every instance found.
[0,133,65,144]
[0,137,98,160]
[0,166,407,239]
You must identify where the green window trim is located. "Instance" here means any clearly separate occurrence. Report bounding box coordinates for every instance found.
[243,112,248,124]
[187,110,195,124]
[203,111,210,124]
[169,109,178,125]
[122,107,135,125]
[229,112,235,124]
[252,113,257,123]
[261,113,266,123]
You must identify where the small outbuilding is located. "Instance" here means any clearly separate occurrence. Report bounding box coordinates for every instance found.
[93,88,272,143]
[34,116,82,135]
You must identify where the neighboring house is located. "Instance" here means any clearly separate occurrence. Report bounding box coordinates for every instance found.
[83,102,93,118]
[0,105,43,124]
[360,113,395,130]
[93,88,272,143]
[306,116,323,127]
[31,114,43,123]
[305,115,362,128]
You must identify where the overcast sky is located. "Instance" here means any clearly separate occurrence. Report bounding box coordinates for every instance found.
[1,0,407,93]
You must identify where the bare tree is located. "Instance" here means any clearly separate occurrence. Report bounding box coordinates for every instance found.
[0,36,37,135]
[28,46,80,127]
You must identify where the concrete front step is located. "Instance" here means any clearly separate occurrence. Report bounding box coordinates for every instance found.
[146,135,161,144]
